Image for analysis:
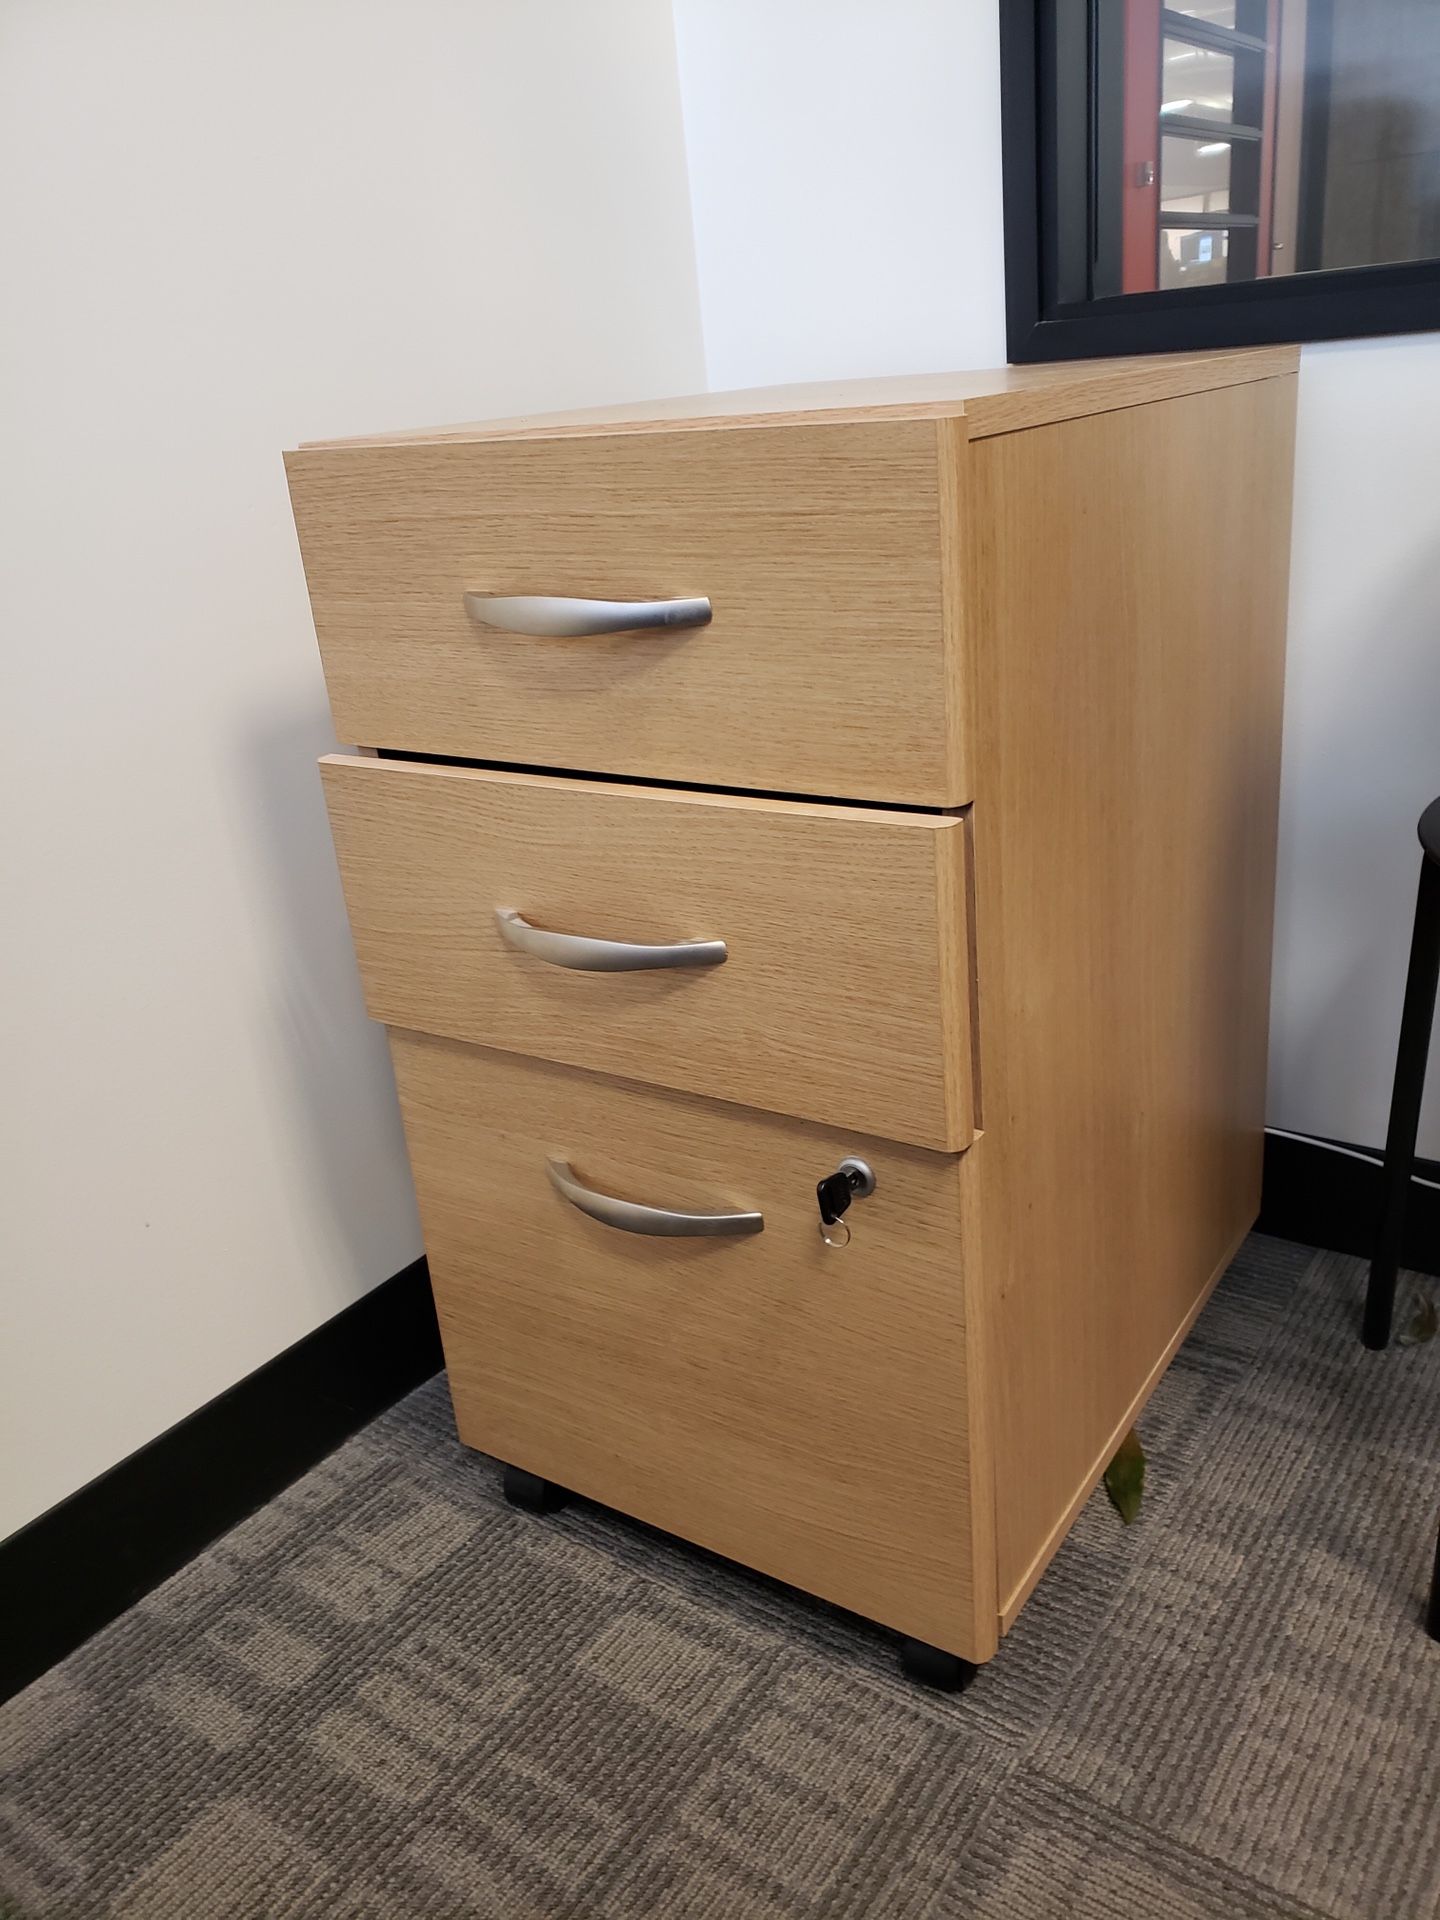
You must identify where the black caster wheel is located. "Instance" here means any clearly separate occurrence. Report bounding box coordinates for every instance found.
[899,1637,976,1693]
[501,1464,572,1514]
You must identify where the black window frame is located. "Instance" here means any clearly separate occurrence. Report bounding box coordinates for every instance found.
[1002,0,1440,362]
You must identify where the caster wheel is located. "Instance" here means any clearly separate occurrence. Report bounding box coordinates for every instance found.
[899,1637,976,1693]
[502,1464,572,1514]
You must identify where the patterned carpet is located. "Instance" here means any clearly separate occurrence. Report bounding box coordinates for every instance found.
[2,1236,1438,1919]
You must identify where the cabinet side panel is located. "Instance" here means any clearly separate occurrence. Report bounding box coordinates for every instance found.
[967,377,1297,1621]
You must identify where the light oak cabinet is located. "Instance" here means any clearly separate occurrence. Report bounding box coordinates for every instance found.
[287,348,1299,1686]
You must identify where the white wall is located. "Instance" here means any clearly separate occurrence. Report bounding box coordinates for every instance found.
[0,0,704,1538]
[1270,335,1440,1159]
[673,0,1006,387]
[673,2,1440,1160]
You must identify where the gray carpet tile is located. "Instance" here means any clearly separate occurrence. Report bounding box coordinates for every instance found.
[3,1235,1438,1919]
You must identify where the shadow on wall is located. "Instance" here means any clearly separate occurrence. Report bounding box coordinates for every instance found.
[236,702,421,1295]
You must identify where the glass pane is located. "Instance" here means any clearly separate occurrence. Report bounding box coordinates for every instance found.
[1161,135,1232,212]
[1087,0,1440,299]
[1317,4,1440,272]
[1162,38,1236,125]
[1159,226,1230,288]
[1168,1,1237,25]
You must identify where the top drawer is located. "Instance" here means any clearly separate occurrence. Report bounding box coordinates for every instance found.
[284,421,966,806]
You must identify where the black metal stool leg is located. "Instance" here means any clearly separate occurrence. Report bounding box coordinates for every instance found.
[1428,1520,1440,1643]
[1364,857,1440,1350]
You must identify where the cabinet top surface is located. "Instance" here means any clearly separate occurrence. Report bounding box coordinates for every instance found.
[296,346,1299,453]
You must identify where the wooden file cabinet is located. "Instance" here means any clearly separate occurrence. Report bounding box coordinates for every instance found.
[287,347,1299,1686]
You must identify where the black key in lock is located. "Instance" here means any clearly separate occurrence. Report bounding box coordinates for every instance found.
[815,1159,877,1246]
[816,1171,855,1227]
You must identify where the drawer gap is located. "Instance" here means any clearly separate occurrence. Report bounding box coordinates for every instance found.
[372,747,965,817]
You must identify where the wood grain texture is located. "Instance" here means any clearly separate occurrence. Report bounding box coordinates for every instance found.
[299,347,1299,449]
[955,375,1298,1622]
[286,421,965,806]
[388,1031,992,1661]
[320,754,974,1149]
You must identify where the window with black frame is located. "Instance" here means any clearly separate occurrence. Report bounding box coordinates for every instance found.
[1002,0,1440,358]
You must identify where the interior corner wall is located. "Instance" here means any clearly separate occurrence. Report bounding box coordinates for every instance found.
[671,5,1439,1161]
[0,0,706,1540]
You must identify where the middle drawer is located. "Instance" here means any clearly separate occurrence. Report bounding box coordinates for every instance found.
[321,754,975,1150]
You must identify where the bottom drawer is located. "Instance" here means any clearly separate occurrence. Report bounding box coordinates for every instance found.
[389,1029,989,1660]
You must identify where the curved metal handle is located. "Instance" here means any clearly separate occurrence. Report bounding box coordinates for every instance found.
[465,593,712,637]
[547,1158,763,1237]
[495,909,726,973]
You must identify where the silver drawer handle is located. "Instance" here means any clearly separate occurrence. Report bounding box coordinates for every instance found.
[495,909,727,973]
[464,593,712,637]
[547,1158,764,1237]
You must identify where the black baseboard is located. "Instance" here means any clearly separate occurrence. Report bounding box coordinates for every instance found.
[1257,1130,1440,1279]
[1,1257,441,1705]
